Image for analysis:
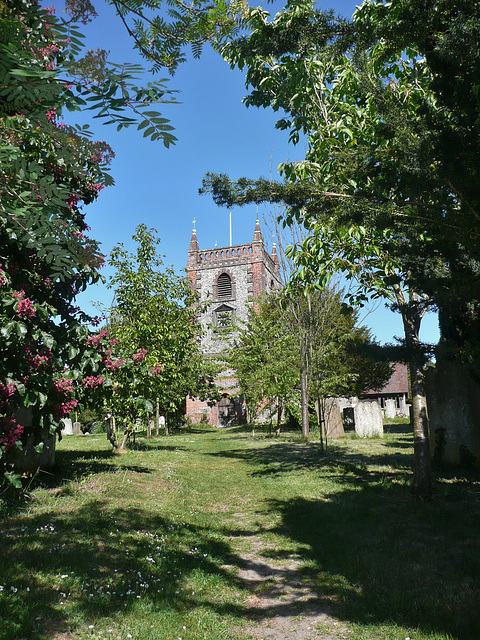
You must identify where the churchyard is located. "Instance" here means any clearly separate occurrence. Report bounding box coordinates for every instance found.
[1,421,479,640]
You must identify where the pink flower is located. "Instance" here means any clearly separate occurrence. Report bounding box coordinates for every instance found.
[0,382,17,399]
[86,329,108,347]
[82,376,105,389]
[105,357,124,371]
[132,349,147,363]
[150,364,164,376]
[17,297,36,318]
[0,416,24,450]
[53,377,74,394]
[53,399,78,417]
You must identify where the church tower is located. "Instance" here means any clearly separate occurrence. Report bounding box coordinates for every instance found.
[186,220,282,426]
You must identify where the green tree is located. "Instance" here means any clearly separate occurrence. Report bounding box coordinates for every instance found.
[106,224,217,449]
[200,0,472,494]
[228,286,389,446]
[227,294,298,425]
[0,0,234,480]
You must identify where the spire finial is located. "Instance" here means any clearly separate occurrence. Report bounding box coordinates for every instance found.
[192,217,196,233]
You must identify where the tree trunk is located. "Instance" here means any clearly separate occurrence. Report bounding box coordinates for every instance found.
[395,286,432,498]
[409,357,431,497]
[119,423,133,452]
[300,341,309,437]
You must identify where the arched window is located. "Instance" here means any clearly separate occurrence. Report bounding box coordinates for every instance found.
[217,273,232,299]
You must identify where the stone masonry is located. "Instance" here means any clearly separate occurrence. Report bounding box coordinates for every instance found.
[186,220,282,426]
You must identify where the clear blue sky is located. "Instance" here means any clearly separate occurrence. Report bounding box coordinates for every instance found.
[63,0,439,346]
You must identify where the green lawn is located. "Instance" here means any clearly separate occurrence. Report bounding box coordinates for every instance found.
[1,423,479,640]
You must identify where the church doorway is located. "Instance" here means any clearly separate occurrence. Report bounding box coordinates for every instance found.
[218,394,235,427]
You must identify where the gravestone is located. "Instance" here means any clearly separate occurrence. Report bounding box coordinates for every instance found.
[384,398,397,420]
[427,362,480,465]
[323,398,345,439]
[354,401,383,438]
[8,407,56,472]
[61,418,73,435]
[72,421,81,435]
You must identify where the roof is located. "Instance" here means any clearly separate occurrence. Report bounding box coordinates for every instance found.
[363,363,409,396]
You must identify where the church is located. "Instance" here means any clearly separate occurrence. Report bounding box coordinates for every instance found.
[185,219,282,426]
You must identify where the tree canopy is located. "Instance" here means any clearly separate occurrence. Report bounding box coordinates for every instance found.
[105,224,217,447]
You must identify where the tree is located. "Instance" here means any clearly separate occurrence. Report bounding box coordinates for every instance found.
[228,286,389,446]
[0,0,227,481]
[105,224,217,449]
[199,0,480,494]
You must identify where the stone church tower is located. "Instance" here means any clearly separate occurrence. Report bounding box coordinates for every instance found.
[186,219,282,426]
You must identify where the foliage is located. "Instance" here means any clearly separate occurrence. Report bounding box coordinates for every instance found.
[105,224,217,440]
[203,0,480,364]
[227,287,390,427]
[0,0,214,482]
[200,0,473,494]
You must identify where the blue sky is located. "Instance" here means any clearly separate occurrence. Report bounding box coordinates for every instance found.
[65,0,440,346]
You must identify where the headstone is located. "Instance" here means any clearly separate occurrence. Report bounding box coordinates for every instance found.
[8,407,56,472]
[426,362,480,465]
[354,401,383,438]
[384,398,397,419]
[61,418,73,435]
[398,396,409,417]
[323,398,345,439]
[72,421,81,435]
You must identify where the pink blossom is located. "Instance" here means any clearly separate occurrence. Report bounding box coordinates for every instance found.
[53,399,78,417]
[132,349,147,363]
[105,357,124,371]
[17,297,36,318]
[0,416,24,450]
[0,382,17,399]
[86,329,108,347]
[150,364,164,376]
[82,376,105,389]
[53,377,74,394]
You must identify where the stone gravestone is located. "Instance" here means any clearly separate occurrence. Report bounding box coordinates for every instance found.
[426,361,480,465]
[61,418,73,435]
[323,398,345,439]
[384,398,397,420]
[354,401,383,438]
[8,406,56,473]
[72,421,82,435]
[159,415,167,435]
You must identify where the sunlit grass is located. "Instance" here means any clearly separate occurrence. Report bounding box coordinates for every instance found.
[1,423,479,640]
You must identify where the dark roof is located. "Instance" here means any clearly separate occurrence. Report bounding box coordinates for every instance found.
[363,363,409,396]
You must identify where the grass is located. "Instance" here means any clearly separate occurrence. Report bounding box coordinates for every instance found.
[1,422,479,640]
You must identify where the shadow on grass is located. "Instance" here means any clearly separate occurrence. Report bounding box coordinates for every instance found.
[207,439,413,486]
[0,501,245,640]
[264,488,480,640]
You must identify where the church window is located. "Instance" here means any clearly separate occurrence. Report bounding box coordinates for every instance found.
[215,304,234,329]
[217,273,232,299]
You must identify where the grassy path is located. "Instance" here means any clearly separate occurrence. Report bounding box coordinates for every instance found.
[1,425,480,640]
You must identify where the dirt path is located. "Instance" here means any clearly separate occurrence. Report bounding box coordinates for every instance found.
[228,536,349,640]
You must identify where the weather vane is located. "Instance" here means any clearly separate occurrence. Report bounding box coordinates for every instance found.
[192,217,196,232]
